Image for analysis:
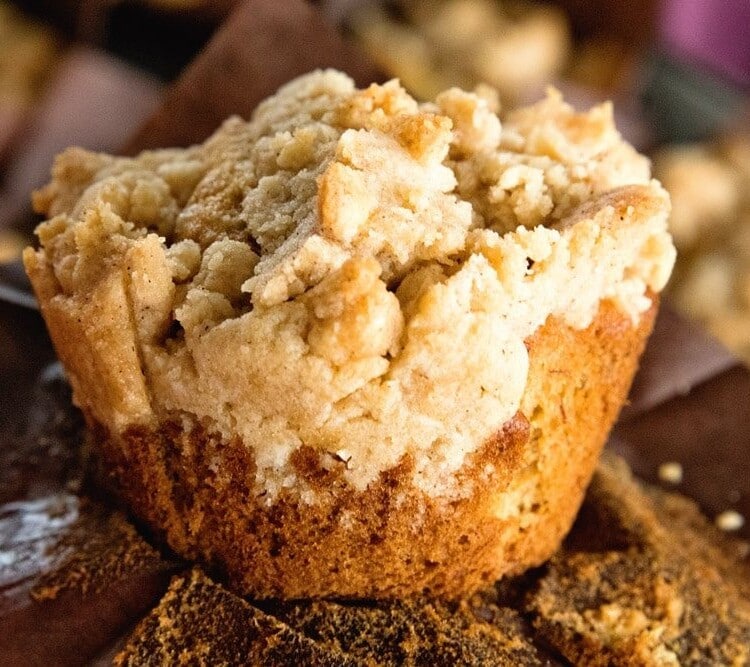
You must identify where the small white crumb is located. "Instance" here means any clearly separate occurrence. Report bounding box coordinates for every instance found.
[715,510,745,532]
[658,462,683,484]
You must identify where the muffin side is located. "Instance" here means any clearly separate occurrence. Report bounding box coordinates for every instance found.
[92,299,655,598]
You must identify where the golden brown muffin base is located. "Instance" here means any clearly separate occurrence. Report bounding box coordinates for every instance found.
[93,299,656,599]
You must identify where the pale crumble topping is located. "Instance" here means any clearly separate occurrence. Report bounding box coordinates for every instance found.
[24,70,675,499]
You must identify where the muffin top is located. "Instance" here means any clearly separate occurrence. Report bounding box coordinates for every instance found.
[26,70,675,499]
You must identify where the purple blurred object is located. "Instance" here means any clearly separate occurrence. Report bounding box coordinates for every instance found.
[661,0,750,86]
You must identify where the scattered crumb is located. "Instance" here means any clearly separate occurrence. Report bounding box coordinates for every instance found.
[716,510,746,532]
[657,461,683,485]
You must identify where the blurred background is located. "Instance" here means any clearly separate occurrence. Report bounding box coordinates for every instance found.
[0,0,749,362]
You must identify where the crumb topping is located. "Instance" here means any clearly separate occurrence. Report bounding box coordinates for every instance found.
[24,70,675,498]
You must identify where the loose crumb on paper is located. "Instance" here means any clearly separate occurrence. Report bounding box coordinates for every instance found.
[657,461,683,485]
[715,510,745,532]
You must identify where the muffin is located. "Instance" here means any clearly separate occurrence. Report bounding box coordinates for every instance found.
[654,136,750,363]
[350,0,570,102]
[23,70,675,598]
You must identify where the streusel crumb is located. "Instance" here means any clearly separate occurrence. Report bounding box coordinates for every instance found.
[25,70,674,498]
